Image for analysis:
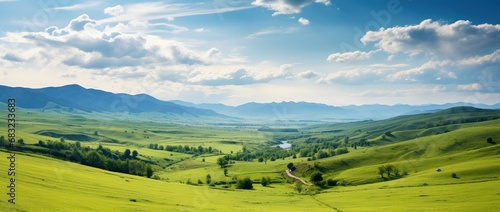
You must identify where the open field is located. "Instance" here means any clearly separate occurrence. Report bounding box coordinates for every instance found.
[1,107,500,211]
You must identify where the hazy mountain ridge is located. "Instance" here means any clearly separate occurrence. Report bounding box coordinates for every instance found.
[0,84,224,117]
[1,84,499,120]
[171,101,500,120]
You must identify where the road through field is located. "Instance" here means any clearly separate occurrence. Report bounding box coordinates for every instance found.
[286,169,311,185]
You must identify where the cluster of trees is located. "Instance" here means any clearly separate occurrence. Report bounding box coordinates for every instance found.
[147,143,219,156]
[221,145,296,163]
[377,165,402,178]
[3,137,154,178]
[236,177,253,189]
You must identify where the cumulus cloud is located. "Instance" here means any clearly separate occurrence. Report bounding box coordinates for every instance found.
[298,17,310,25]
[327,50,380,62]
[10,14,215,69]
[361,19,500,58]
[298,70,319,79]
[188,64,292,86]
[104,5,124,16]
[252,0,331,16]
[318,64,408,84]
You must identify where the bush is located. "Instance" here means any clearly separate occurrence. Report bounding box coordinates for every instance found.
[261,176,272,187]
[236,177,253,189]
[326,179,338,186]
[310,172,323,185]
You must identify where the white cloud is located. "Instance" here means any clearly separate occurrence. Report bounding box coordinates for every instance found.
[327,50,380,62]
[104,5,124,16]
[188,64,291,86]
[194,28,207,33]
[458,83,481,91]
[318,64,408,84]
[361,19,500,59]
[298,70,319,79]
[298,17,310,25]
[99,2,255,24]
[252,0,330,16]
[52,2,100,11]
[458,49,500,65]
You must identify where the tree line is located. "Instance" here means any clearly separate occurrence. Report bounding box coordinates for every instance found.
[0,136,153,178]
[147,143,220,156]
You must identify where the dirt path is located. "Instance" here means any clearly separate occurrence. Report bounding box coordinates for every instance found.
[286,169,311,185]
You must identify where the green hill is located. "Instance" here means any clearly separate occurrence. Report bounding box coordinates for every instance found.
[0,106,499,211]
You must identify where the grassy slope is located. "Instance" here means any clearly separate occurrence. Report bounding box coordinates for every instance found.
[0,107,499,211]
[0,150,332,211]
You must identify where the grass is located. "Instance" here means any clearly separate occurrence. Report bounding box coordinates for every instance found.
[0,107,499,211]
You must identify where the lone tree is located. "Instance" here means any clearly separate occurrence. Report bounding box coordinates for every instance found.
[310,172,323,185]
[217,157,228,168]
[132,150,138,158]
[146,165,154,178]
[206,174,212,184]
[287,162,294,170]
[224,168,228,176]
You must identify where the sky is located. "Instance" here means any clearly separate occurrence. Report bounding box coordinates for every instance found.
[0,0,499,106]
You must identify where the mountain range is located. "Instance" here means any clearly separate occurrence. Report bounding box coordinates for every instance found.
[0,84,222,117]
[1,84,499,120]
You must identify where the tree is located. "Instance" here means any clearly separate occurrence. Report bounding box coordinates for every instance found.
[224,168,228,176]
[132,150,138,158]
[17,138,24,145]
[94,131,98,136]
[146,165,154,178]
[206,174,212,184]
[385,165,394,177]
[76,141,81,149]
[378,166,386,178]
[261,177,268,186]
[310,172,323,185]
[217,157,228,168]
[236,177,253,189]
[287,162,294,170]
[261,176,271,186]
[124,149,131,158]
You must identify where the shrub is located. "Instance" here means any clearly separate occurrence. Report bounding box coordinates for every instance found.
[326,179,338,186]
[236,177,253,189]
[310,172,323,185]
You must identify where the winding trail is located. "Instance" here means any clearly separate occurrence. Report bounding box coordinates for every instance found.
[286,169,311,185]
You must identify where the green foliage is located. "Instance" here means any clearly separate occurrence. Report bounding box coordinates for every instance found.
[261,176,272,187]
[310,172,323,185]
[206,174,212,184]
[236,177,253,189]
[132,150,138,158]
[287,162,294,170]
[217,157,228,168]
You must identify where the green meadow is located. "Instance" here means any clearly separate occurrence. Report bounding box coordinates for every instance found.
[1,107,499,211]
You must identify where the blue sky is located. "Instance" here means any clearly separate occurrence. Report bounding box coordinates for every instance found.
[0,0,499,106]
